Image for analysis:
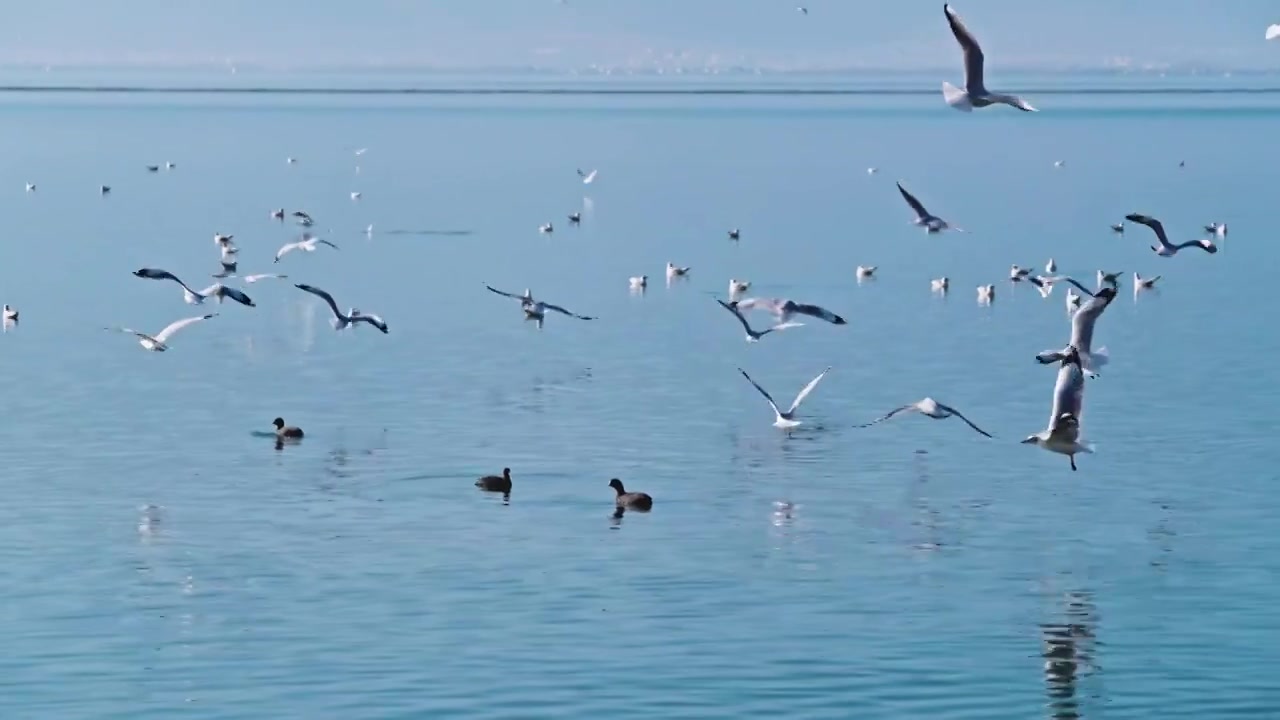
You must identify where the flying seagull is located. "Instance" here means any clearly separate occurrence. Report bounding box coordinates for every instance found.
[292,210,314,227]
[106,313,217,352]
[1125,213,1218,256]
[274,234,339,263]
[737,366,831,430]
[856,397,992,437]
[732,297,847,325]
[133,268,255,307]
[942,4,1038,112]
[577,168,598,184]
[714,298,802,343]
[1036,277,1114,377]
[485,284,595,329]
[1022,346,1092,471]
[897,182,964,233]
[294,284,389,333]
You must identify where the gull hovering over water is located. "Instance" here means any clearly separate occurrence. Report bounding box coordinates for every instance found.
[1023,346,1092,471]
[295,284,389,333]
[715,299,802,343]
[897,182,964,233]
[737,366,831,430]
[1010,265,1032,281]
[1125,213,1218,256]
[485,284,595,329]
[1036,277,1114,377]
[274,234,339,263]
[857,397,992,437]
[107,313,217,352]
[732,297,847,325]
[577,168,597,184]
[942,4,1037,112]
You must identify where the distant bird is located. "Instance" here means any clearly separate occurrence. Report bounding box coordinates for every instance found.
[165,161,176,169]
[1204,222,1227,239]
[856,265,877,281]
[867,167,879,175]
[1133,272,1161,291]
[608,478,652,512]
[1065,287,1082,313]
[737,366,831,430]
[2,304,17,321]
[629,275,647,291]
[857,397,992,437]
[485,284,594,329]
[727,228,740,240]
[243,273,288,283]
[1110,223,1125,234]
[476,468,512,495]
[1096,270,1122,290]
[274,234,339,263]
[897,182,964,233]
[942,4,1038,112]
[1010,264,1032,282]
[100,185,111,195]
[728,279,751,300]
[797,6,808,14]
[577,168,598,184]
[294,283,389,333]
[24,183,34,192]
[106,313,216,352]
[350,192,361,201]
[1046,258,1057,273]
[1267,24,1280,40]
[1054,160,1065,168]
[539,222,554,234]
[931,277,950,293]
[286,157,297,164]
[1026,275,1057,298]
[212,259,237,278]
[292,210,314,227]
[977,284,995,304]
[714,298,802,343]
[1037,277,1114,377]
[354,148,368,156]
[213,232,234,247]
[1125,213,1218,256]
[271,208,285,221]
[666,262,691,280]
[732,297,846,325]
[568,212,581,224]
[146,165,159,172]
[1022,346,1092,471]
[272,417,304,439]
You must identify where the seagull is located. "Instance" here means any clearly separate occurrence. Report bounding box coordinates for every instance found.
[897,182,964,233]
[867,167,879,175]
[1096,270,1122,290]
[539,222,554,234]
[942,4,1037,112]
[715,299,802,343]
[629,275,648,291]
[666,262,690,280]
[1110,223,1125,234]
[797,6,808,14]
[1026,275,1057,298]
[737,366,831,430]
[727,228,740,240]
[295,284,389,333]
[25,183,35,192]
[977,284,995,304]
[350,192,362,201]
[243,273,288,283]
[1204,222,1227,239]
[1036,277,1114,377]
[274,234,339,263]
[2,304,17,321]
[100,185,111,195]
[577,168,598,184]
[197,283,255,307]
[271,208,285,221]
[213,232,235,247]
[146,165,160,172]
[292,210,314,227]
[165,161,176,169]
[212,259,237,278]
[106,313,217,352]
[857,397,992,437]
[732,297,847,325]
[1065,287,1082,314]
[132,268,255,307]
[931,277,950,293]
[1022,346,1092,471]
[1133,272,1161,291]
[1268,24,1280,40]
[485,284,594,329]
[856,265,877,281]
[355,148,368,156]
[568,212,581,224]
[287,157,297,164]
[1053,160,1065,168]
[1010,264,1032,281]
[728,279,751,300]
[1046,258,1057,273]
[1126,213,1218,256]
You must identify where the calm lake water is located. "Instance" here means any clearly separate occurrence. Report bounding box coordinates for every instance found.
[1,71,1278,718]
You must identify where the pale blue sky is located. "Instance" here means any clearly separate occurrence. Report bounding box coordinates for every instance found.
[2,1,1279,72]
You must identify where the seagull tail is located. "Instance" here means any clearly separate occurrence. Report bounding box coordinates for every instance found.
[1088,347,1109,369]
[942,82,973,111]
[1074,441,1095,455]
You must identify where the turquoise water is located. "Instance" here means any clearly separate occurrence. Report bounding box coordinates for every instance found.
[1,74,1278,718]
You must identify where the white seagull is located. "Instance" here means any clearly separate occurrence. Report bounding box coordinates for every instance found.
[577,168,598,184]
[1126,213,1218,257]
[244,273,289,283]
[107,313,217,352]
[485,284,595,329]
[2,304,17,321]
[1046,258,1057,273]
[274,234,339,263]
[292,210,314,227]
[715,299,802,343]
[897,182,964,233]
[1022,346,1093,471]
[977,284,995,304]
[857,397,992,437]
[732,297,847,325]
[350,192,362,201]
[931,277,950,293]
[942,4,1038,112]
[295,284,389,333]
[1133,272,1161,292]
[1065,287,1082,314]
[132,268,254,306]
[856,265,877,281]
[539,222,554,234]
[25,183,35,192]
[728,279,751,300]
[271,208,285,221]
[1036,278,1114,377]
[666,262,691,281]
[1010,264,1032,281]
[737,366,831,430]
[1110,223,1125,234]
[629,275,648,291]
[1096,270,1122,290]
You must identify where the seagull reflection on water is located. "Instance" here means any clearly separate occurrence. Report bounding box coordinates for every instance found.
[1041,590,1099,720]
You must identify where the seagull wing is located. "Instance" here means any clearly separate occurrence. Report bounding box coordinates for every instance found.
[944,4,986,94]
[1056,276,1097,298]
[581,169,597,184]
[1174,239,1218,254]
[787,366,831,414]
[244,274,286,283]
[316,239,340,250]
[541,302,595,320]
[1125,213,1172,248]
[134,267,180,282]
[1070,286,1116,350]
[274,241,301,262]
[715,298,754,334]
[896,182,930,220]
[790,302,846,325]
[856,404,917,428]
[935,402,993,438]
[153,313,216,343]
[106,326,151,341]
[218,286,255,307]
[295,283,343,319]
[351,313,389,333]
[737,368,783,417]
[1050,361,1086,429]
[485,284,529,302]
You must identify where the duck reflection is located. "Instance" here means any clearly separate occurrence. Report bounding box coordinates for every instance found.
[1041,589,1099,720]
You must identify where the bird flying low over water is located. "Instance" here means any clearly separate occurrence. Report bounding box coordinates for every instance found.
[485,284,595,329]
[738,366,831,430]
[857,397,992,437]
[275,234,339,263]
[106,313,217,352]
[294,284,388,333]
[1023,346,1093,471]
[714,298,803,343]
[942,4,1038,112]
[731,297,846,325]
[897,182,964,233]
[132,268,255,307]
[1036,277,1114,377]
[1125,213,1218,257]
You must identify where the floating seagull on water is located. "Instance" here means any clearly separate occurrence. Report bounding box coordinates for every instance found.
[728,279,751,299]
[1054,160,1065,168]
[666,262,690,281]
[797,6,808,14]
[274,234,339,263]
[539,222,554,234]
[1037,277,1114,377]
[727,228,740,240]
[568,212,581,224]
[271,208,284,221]
[977,284,995,304]
[287,157,297,164]
[737,366,831,430]
[897,182,964,233]
[1267,24,1280,40]
[2,304,17,321]
[292,210,314,227]
[715,299,802,343]
[1096,270,1122,290]
[1126,213,1218,256]
[25,183,34,192]
[165,161,176,169]
[106,313,217,352]
[1023,346,1092,471]
[1133,272,1161,291]
[1010,264,1032,281]
[350,192,361,201]
[941,4,1037,112]
[857,397,992,437]
[856,265,877,281]
[931,277,950,293]
[100,185,111,194]
[1046,258,1057,273]
[295,284,389,333]
[577,168,597,184]
[629,275,647,291]
[867,167,878,175]
[244,273,288,283]
[732,297,847,325]
[485,284,595,329]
